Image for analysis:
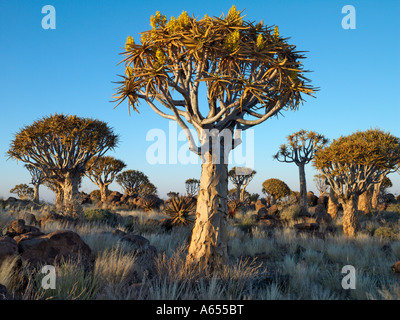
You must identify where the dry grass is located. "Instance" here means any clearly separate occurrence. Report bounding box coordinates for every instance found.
[1,202,400,300]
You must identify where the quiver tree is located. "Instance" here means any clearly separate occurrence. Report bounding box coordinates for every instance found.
[116,170,150,197]
[25,164,45,203]
[262,178,291,205]
[185,178,200,197]
[114,6,316,268]
[314,129,400,237]
[85,156,127,202]
[228,167,256,202]
[7,114,119,218]
[273,130,327,209]
[313,173,329,196]
[10,184,34,200]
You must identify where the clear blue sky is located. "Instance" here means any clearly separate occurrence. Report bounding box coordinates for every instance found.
[1,0,399,202]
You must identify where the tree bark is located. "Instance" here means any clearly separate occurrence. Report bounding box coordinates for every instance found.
[341,195,358,237]
[236,185,241,201]
[63,172,83,218]
[298,163,308,210]
[371,181,382,209]
[327,188,338,220]
[99,184,109,202]
[357,191,371,215]
[33,184,40,204]
[187,152,228,269]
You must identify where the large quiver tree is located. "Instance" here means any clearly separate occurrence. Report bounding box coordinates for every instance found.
[314,128,400,237]
[8,114,119,218]
[114,6,316,268]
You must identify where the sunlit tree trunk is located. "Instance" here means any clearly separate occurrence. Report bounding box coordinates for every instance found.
[298,163,307,209]
[371,181,382,209]
[33,184,40,204]
[341,195,358,237]
[63,172,83,218]
[327,188,338,220]
[99,184,109,202]
[187,150,228,269]
[357,191,371,214]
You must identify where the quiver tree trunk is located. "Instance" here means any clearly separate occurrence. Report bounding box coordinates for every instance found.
[298,163,308,209]
[371,181,382,209]
[33,184,40,204]
[63,172,83,218]
[236,186,241,201]
[357,191,371,215]
[99,184,109,202]
[327,188,338,220]
[340,195,358,237]
[239,188,245,202]
[187,152,229,269]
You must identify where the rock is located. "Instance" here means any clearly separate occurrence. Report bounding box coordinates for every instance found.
[298,206,311,218]
[39,213,75,228]
[255,199,268,212]
[307,191,318,207]
[5,219,41,238]
[112,229,127,237]
[294,222,320,232]
[13,231,44,245]
[105,191,123,203]
[258,219,277,228]
[119,233,157,258]
[317,195,329,209]
[268,204,279,216]
[391,262,400,273]
[257,207,269,218]
[18,230,92,267]
[0,237,19,266]
[308,205,326,216]
[315,211,333,224]
[0,284,13,300]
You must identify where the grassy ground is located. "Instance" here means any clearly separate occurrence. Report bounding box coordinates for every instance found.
[1,201,400,300]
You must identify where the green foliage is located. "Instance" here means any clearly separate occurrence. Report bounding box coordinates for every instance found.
[9,184,34,200]
[262,178,291,201]
[89,189,101,203]
[387,203,400,215]
[116,170,150,197]
[164,196,195,225]
[373,226,397,240]
[280,204,302,221]
[84,209,116,225]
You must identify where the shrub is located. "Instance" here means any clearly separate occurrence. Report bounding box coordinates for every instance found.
[84,209,116,225]
[280,204,301,221]
[164,195,195,226]
[373,226,397,240]
[386,203,400,215]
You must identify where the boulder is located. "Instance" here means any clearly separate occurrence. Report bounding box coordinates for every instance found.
[18,230,92,267]
[268,204,279,216]
[119,233,157,258]
[255,199,268,212]
[39,213,75,228]
[294,222,320,232]
[0,237,19,266]
[105,191,123,203]
[307,191,318,207]
[257,207,269,218]
[392,262,400,273]
[5,219,41,238]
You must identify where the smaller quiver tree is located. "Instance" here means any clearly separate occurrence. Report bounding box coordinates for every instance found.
[262,178,291,205]
[116,170,150,197]
[185,178,200,197]
[85,156,127,202]
[25,164,45,203]
[10,184,34,200]
[228,167,256,202]
[273,130,327,209]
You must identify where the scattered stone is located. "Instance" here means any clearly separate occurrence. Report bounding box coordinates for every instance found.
[391,262,400,273]
[294,222,320,232]
[307,191,318,207]
[18,230,92,267]
[0,237,19,266]
[255,199,268,212]
[267,204,279,216]
[5,219,41,238]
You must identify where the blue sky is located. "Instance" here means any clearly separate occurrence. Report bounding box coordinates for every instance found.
[0,0,399,202]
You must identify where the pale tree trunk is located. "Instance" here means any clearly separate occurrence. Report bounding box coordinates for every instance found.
[63,172,83,218]
[239,187,245,202]
[187,151,229,269]
[327,188,338,220]
[298,163,308,210]
[99,184,109,202]
[341,195,358,237]
[33,184,40,204]
[371,181,382,209]
[357,191,371,215]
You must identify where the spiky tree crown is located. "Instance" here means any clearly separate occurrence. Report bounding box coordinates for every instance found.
[8,114,119,179]
[114,6,316,138]
[85,156,126,185]
[262,178,291,200]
